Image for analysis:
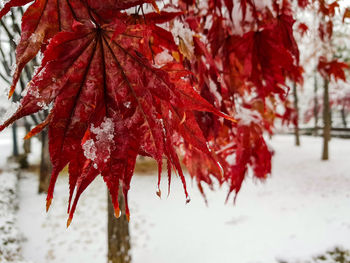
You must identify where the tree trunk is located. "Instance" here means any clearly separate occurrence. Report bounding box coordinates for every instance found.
[107,189,131,263]
[292,82,300,146]
[313,74,319,136]
[341,106,347,128]
[11,121,19,157]
[322,79,331,161]
[38,129,52,193]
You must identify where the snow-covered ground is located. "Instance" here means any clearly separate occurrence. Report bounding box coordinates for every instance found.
[0,129,350,263]
[0,170,23,263]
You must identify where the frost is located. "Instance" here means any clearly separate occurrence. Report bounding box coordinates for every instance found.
[29,33,41,43]
[29,86,40,98]
[124,101,131,108]
[36,101,49,110]
[83,139,97,161]
[85,117,115,167]
[91,117,115,142]
[33,66,40,76]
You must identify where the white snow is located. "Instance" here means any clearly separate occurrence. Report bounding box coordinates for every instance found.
[0,171,21,262]
[0,165,33,263]
[235,107,261,126]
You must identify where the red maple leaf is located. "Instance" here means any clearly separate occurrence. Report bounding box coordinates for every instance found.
[0,0,159,98]
[0,18,234,223]
[318,57,349,82]
[343,8,350,22]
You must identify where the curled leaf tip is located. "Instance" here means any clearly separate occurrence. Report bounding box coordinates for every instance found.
[8,86,15,99]
[186,196,191,204]
[114,207,121,218]
[66,217,72,228]
[156,188,161,198]
[225,115,237,123]
[151,0,160,13]
[24,131,36,140]
[126,213,130,222]
[46,198,52,212]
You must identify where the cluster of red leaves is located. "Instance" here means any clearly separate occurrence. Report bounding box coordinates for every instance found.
[172,0,303,200]
[0,0,236,224]
[0,0,340,223]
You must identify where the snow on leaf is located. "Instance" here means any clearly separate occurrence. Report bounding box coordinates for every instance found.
[82,139,97,162]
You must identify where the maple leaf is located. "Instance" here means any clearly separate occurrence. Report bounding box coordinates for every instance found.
[343,8,350,22]
[274,5,300,63]
[183,110,273,202]
[227,29,294,97]
[0,0,88,98]
[0,18,234,222]
[0,0,160,98]
[222,121,272,201]
[207,16,226,57]
[318,57,349,82]
[297,23,309,36]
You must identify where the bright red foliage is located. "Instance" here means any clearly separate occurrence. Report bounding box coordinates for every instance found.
[0,0,344,223]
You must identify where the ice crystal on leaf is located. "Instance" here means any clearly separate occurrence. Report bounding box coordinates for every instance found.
[82,139,97,162]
